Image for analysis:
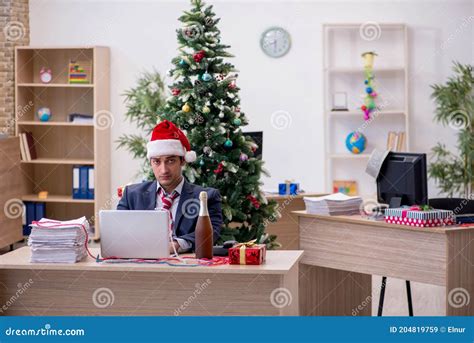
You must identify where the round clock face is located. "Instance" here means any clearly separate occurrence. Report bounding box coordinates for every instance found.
[40,71,52,83]
[260,27,291,58]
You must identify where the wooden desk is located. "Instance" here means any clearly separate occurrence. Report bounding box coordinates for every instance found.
[0,247,302,316]
[294,211,474,316]
[264,193,325,249]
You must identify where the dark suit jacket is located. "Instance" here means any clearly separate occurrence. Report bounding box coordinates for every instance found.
[116,179,222,249]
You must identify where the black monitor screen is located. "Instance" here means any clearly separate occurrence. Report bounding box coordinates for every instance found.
[377,152,428,207]
[244,131,263,159]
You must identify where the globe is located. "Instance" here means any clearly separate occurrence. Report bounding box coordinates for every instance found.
[345,131,367,154]
[37,107,51,122]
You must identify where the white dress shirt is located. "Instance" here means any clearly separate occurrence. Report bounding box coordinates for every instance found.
[156,177,192,252]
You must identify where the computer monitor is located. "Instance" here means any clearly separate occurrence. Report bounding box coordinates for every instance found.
[377,152,428,208]
[244,131,263,159]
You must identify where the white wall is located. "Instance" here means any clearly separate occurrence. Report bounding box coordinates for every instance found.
[29,0,472,198]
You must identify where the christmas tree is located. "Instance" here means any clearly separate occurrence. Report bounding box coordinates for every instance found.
[119,0,279,247]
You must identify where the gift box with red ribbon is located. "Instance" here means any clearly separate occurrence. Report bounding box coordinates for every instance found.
[385,206,454,227]
[229,240,266,265]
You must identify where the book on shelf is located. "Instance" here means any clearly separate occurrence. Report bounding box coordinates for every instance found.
[68,113,93,123]
[386,131,406,152]
[19,131,37,161]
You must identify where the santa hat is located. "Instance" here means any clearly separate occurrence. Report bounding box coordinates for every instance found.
[146,120,196,163]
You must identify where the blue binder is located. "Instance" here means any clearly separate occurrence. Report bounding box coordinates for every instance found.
[73,165,81,199]
[23,202,35,236]
[35,202,45,221]
[87,166,94,199]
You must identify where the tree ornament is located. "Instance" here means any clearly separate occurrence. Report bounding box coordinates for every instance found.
[219,112,224,119]
[216,74,225,81]
[172,88,181,96]
[233,118,241,126]
[193,50,205,63]
[239,152,248,162]
[203,146,211,154]
[199,159,205,166]
[246,194,260,209]
[202,106,210,114]
[179,59,187,66]
[214,162,224,175]
[228,81,237,89]
[202,73,212,82]
[182,103,191,112]
[224,132,233,150]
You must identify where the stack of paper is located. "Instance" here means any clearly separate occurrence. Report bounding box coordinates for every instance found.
[28,217,89,263]
[304,193,363,216]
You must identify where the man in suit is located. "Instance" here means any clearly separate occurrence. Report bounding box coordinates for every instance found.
[117,120,222,254]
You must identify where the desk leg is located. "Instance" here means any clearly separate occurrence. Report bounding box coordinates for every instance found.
[299,264,372,316]
[446,230,474,316]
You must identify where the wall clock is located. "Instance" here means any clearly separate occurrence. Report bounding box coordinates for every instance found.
[260,27,291,58]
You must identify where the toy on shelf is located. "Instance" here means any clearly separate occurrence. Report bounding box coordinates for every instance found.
[39,67,52,84]
[37,107,51,122]
[332,180,358,196]
[345,131,366,154]
[361,51,378,121]
[68,60,91,84]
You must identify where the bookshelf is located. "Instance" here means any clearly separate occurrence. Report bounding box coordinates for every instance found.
[323,23,410,196]
[14,46,111,240]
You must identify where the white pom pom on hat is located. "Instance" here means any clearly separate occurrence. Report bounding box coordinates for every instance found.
[146,120,196,162]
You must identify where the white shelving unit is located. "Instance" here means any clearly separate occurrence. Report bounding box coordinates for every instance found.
[323,23,409,196]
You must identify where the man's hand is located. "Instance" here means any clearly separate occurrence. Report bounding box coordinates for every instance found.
[169,240,180,254]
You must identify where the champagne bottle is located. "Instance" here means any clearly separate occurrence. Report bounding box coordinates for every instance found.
[195,191,213,259]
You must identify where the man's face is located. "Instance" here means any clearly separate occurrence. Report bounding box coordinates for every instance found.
[150,155,185,187]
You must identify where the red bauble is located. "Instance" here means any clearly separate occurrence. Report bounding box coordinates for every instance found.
[228,81,237,89]
[246,194,260,209]
[361,105,367,111]
[213,162,224,175]
[172,88,181,96]
[193,50,206,63]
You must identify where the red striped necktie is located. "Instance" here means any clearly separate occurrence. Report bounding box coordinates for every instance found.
[158,188,179,220]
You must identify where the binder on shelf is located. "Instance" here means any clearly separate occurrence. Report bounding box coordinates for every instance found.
[23,201,47,236]
[73,165,81,199]
[87,167,94,199]
[35,202,45,221]
[79,166,89,199]
[24,202,35,236]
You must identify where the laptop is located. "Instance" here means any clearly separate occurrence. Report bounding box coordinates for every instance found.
[99,210,170,259]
